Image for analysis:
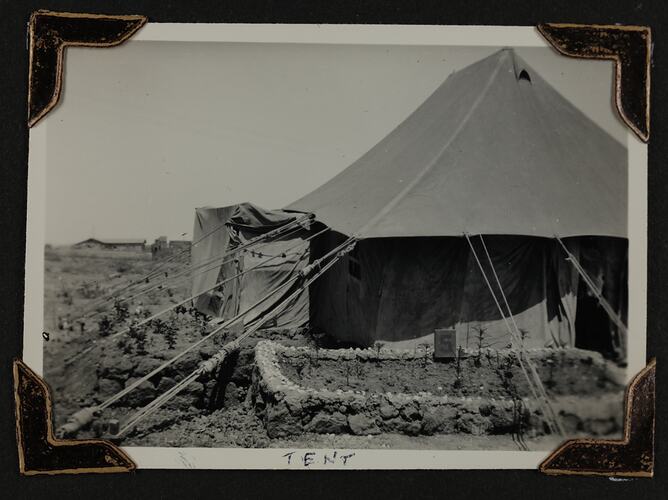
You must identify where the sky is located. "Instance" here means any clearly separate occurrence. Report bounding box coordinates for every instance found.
[44,41,627,245]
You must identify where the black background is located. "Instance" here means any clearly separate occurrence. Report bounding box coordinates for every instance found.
[0,1,666,498]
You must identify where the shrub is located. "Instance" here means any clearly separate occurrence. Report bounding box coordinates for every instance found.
[128,321,148,354]
[113,298,130,323]
[97,316,113,337]
[152,317,178,349]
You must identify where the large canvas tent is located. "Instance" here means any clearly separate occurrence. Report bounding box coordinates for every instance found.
[284,48,628,356]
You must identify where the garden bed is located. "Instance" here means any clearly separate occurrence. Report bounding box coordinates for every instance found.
[251,341,626,438]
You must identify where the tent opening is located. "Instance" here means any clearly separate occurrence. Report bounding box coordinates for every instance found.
[518,69,532,83]
[574,279,616,356]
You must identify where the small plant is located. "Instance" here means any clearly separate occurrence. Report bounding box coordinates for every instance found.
[473,324,491,367]
[150,317,177,348]
[118,336,133,355]
[344,363,352,386]
[187,307,211,336]
[417,342,431,368]
[97,315,113,337]
[485,350,494,368]
[164,322,177,349]
[453,346,463,390]
[373,341,386,367]
[152,318,166,335]
[311,343,320,368]
[198,318,210,337]
[128,321,148,355]
[113,298,130,323]
[354,358,365,379]
[545,351,557,390]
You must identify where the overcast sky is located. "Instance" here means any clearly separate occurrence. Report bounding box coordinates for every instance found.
[44,41,627,245]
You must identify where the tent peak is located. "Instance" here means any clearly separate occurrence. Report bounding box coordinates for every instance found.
[287,49,627,240]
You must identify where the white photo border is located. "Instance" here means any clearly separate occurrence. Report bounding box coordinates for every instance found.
[23,23,648,470]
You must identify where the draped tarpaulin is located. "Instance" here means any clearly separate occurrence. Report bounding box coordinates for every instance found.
[191,203,310,330]
[191,206,236,315]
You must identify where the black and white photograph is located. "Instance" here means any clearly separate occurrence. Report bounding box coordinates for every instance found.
[23,24,647,469]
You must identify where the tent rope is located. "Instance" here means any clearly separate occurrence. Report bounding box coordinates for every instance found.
[476,234,565,436]
[74,214,313,319]
[63,225,329,367]
[464,233,564,436]
[115,238,355,437]
[96,234,354,411]
[97,274,300,410]
[83,221,310,322]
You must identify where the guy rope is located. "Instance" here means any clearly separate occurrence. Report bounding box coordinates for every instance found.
[114,239,355,437]
[63,218,321,366]
[107,226,330,341]
[81,220,309,324]
[72,213,313,321]
[57,234,355,438]
[116,219,311,304]
[464,232,565,437]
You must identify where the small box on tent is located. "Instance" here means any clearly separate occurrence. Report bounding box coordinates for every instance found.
[434,329,457,359]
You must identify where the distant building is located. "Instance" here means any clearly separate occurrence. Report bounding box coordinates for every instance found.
[151,236,191,260]
[151,236,169,254]
[73,238,146,252]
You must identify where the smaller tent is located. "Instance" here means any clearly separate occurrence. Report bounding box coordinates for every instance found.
[191,203,311,330]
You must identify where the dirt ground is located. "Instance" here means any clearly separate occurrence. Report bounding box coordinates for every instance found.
[42,247,614,452]
[278,351,622,399]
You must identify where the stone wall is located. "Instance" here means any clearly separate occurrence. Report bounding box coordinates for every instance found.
[251,341,625,438]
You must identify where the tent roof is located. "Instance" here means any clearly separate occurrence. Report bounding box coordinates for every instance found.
[286,49,628,239]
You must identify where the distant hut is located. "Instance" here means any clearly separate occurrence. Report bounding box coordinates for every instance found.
[73,238,146,252]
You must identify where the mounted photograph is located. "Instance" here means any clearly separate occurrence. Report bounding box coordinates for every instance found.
[23,24,647,469]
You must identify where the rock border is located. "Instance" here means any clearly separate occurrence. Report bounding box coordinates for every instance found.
[251,341,624,438]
